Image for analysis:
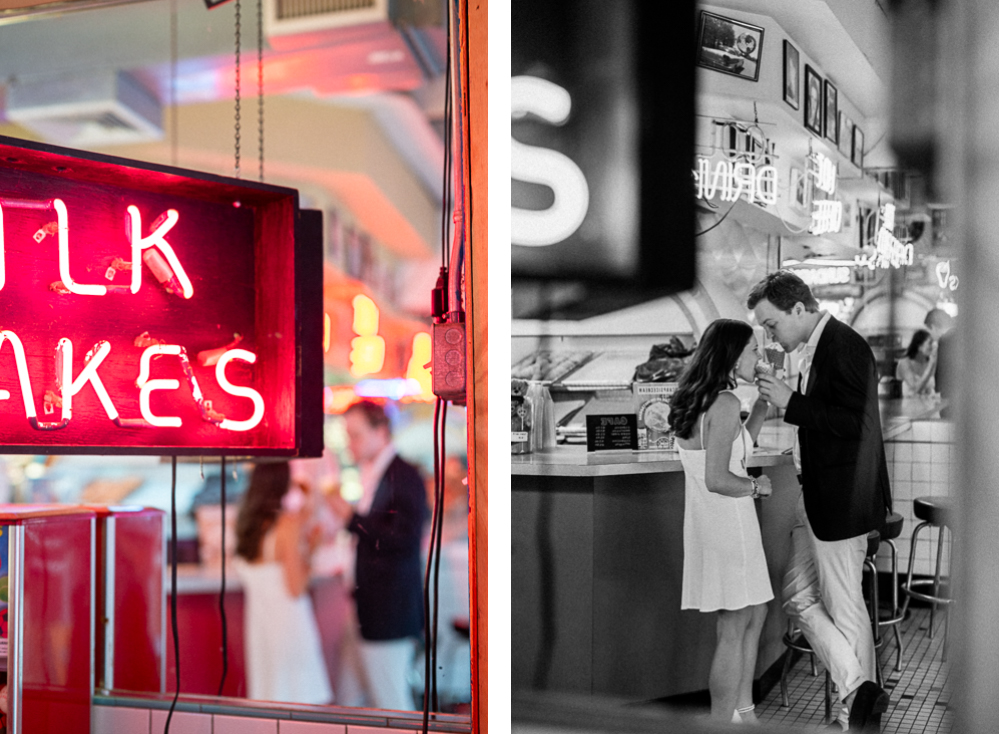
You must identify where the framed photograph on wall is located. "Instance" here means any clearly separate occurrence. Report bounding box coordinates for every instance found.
[783,41,800,109]
[838,112,853,158]
[824,80,839,144]
[804,65,823,135]
[696,11,764,82]
[852,125,865,169]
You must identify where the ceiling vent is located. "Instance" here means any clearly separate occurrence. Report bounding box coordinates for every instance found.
[263,0,441,40]
[6,70,162,148]
[264,0,388,37]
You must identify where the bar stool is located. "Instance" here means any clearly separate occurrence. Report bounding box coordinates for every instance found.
[876,511,906,673]
[779,530,882,723]
[900,496,955,660]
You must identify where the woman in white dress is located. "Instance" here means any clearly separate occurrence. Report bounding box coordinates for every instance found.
[895,329,937,397]
[668,319,775,724]
[234,462,334,705]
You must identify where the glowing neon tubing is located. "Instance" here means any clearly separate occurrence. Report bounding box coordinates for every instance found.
[54,198,107,296]
[0,203,5,291]
[137,344,183,428]
[66,340,120,422]
[0,330,69,430]
[127,206,193,299]
[215,349,265,432]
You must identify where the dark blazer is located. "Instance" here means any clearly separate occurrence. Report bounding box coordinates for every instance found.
[348,455,430,641]
[784,316,892,542]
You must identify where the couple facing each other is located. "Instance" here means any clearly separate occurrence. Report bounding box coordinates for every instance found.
[668,271,892,732]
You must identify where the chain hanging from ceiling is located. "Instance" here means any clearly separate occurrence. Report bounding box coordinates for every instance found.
[233,0,264,181]
[234,0,241,178]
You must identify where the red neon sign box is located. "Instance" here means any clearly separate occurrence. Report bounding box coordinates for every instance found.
[0,136,323,456]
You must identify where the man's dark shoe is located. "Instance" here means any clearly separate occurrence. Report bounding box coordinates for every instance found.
[848,681,889,731]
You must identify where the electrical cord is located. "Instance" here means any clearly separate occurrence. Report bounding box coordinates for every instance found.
[422,397,443,732]
[431,400,447,711]
[694,197,739,237]
[165,456,180,734]
[218,456,228,696]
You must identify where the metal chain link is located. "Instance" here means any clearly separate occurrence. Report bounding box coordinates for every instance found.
[234,0,241,178]
[257,0,264,182]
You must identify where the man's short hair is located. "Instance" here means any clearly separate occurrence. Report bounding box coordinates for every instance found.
[746,270,819,312]
[345,399,391,432]
[924,308,953,330]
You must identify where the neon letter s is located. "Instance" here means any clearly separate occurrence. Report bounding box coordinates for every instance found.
[511,76,589,247]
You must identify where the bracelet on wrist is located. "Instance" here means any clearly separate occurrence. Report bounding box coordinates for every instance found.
[749,476,760,499]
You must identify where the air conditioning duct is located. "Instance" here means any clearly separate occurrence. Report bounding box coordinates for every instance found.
[262,0,442,41]
[6,70,161,147]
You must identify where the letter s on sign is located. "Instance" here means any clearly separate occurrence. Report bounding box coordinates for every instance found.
[511,76,589,247]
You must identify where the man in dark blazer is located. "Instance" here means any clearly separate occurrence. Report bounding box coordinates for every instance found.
[750,271,891,732]
[330,399,429,710]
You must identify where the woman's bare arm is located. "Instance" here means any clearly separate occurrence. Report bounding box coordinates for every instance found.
[703,393,758,497]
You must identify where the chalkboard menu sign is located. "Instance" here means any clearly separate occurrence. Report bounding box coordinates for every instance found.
[586,414,638,452]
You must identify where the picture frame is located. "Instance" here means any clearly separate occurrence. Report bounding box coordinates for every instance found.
[696,11,765,82]
[824,80,839,144]
[789,167,810,212]
[838,112,853,158]
[852,125,865,169]
[804,65,823,135]
[783,41,800,110]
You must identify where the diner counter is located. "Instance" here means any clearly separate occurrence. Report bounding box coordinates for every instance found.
[511,444,792,477]
[512,397,948,478]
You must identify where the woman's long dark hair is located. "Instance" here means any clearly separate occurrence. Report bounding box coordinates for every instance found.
[235,462,291,561]
[905,329,932,360]
[668,319,753,440]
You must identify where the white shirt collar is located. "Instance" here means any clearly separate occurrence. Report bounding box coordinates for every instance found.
[356,442,397,515]
[801,311,832,356]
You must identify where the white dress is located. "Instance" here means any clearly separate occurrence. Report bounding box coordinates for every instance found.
[677,397,775,612]
[235,529,334,704]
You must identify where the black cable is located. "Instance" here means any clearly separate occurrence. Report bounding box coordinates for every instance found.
[431,399,447,711]
[439,0,453,269]
[218,456,229,696]
[422,398,443,731]
[694,197,739,237]
[165,456,180,734]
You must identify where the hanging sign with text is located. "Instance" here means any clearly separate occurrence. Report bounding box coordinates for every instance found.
[0,136,323,456]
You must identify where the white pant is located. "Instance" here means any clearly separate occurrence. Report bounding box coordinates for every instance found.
[782,492,876,701]
[338,630,417,711]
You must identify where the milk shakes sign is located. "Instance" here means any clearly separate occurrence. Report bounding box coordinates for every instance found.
[0,196,262,433]
[511,76,590,247]
[0,137,315,455]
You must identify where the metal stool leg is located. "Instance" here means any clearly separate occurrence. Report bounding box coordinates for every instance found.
[865,554,883,688]
[780,646,792,707]
[929,524,947,639]
[824,670,832,723]
[900,521,931,622]
[889,540,902,672]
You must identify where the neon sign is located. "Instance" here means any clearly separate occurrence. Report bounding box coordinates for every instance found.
[793,267,852,287]
[809,200,843,235]
[693,157,778,207]
[349,294,385,376]
[935,260,959,291]
[855,203,914,270]
[511,76,590,247]
[807,153,837,195]
[0,135,322,456]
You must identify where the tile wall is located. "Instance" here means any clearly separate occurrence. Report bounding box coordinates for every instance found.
[881,421,955,579]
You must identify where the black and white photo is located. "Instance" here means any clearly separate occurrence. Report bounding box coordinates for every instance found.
[697,11,764,82]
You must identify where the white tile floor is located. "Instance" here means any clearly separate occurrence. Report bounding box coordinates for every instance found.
[756,605,953,733]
